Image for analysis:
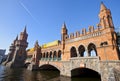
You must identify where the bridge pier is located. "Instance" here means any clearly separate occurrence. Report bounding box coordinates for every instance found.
[100,61,120,81]
[60,61,71,77]
[27,62,39,71]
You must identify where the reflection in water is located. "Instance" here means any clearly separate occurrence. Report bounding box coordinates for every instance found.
[0,65,100,81]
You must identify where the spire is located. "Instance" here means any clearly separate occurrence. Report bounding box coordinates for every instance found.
[34,40,39,48]
[23,26,27,34]
[15,35,18,40]
[35,40,39,46]
[34,40,41,51]
[100,2,107,11]
[62,22,67,29]
[13,35,18,45]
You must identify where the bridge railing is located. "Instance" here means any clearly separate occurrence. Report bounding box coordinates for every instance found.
[40,57,61,61]
[70,56,99,60]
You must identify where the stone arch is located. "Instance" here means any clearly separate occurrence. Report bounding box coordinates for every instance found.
[39,64,61,72]
[71,67,101,78]
[87,43,97,56]
[70,46,77,57]
[78,45,86,57]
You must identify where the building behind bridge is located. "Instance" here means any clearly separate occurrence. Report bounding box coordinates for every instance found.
[27,2,120,61]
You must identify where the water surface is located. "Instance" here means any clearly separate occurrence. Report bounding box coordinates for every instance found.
[0,65,100,81]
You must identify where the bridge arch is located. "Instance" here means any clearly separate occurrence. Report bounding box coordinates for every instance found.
[71,67,101,79]
[70,46,77,57]
[39,64,61,72]
[87,43,97,56]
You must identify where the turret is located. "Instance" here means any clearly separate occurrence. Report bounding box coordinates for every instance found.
[32,40,41,65]
[99,2,114,29]
[61,22,68,42]
[20,26,28,41]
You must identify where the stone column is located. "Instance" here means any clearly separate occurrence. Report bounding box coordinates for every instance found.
[86,48,89,57]
[76,49,80,57]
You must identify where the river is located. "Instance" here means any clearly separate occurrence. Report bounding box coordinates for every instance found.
[0,65,101,81]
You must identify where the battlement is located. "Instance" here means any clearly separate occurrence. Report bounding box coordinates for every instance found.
[65,26,102,40]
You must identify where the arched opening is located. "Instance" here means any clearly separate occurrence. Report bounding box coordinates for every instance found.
[39,64,60,71]
[58,50,61,61]
[88,43,97,56]
[78,45,86,57]
[41,53,45,60]
[39,64,60,79]
[70,47,77,57]
[53,51,57,61]
[71,68,101,81]
[46,52,49,60]
[49,51,52,61]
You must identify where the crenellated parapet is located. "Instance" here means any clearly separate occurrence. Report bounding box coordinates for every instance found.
[64,25,103,42]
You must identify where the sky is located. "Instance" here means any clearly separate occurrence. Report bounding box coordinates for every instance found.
[0,0,120,54]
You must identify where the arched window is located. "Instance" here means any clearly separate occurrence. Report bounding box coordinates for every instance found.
[46,52,49,60]
[42,53,45,60]
[70,47,77,57]
[53,51,57,61]
[50,51,52,60]
[88,43,97,56]
[58,50,62,60]
[43,53,45,58]
[78,45,86,57]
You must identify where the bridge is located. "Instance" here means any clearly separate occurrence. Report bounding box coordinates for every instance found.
[26,52,120,81]
[26,56,100,76]
[25,3,120,81]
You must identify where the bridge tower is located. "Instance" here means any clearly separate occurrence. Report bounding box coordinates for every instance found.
[10,27,28,68]
[31,40,41,65]
[61,22,68,55]
[97,2,119,60]
[27,40,41,70]
[3,36,18,65]
[99,2,114,29]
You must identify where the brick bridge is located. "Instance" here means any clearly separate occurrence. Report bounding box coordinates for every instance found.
[26,55,120,81]
[26,3,120,81]
[39,57,100,76]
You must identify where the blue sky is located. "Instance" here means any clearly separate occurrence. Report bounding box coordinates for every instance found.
[0,0,120,54]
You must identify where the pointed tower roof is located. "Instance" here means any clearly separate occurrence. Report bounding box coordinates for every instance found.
[35,40,39,46]
[15,35,18,40]
[34,40,39,47]
[62,22,67,29]
[34,40,41,50]
[23,26,27,33]
[100,2,107,11]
